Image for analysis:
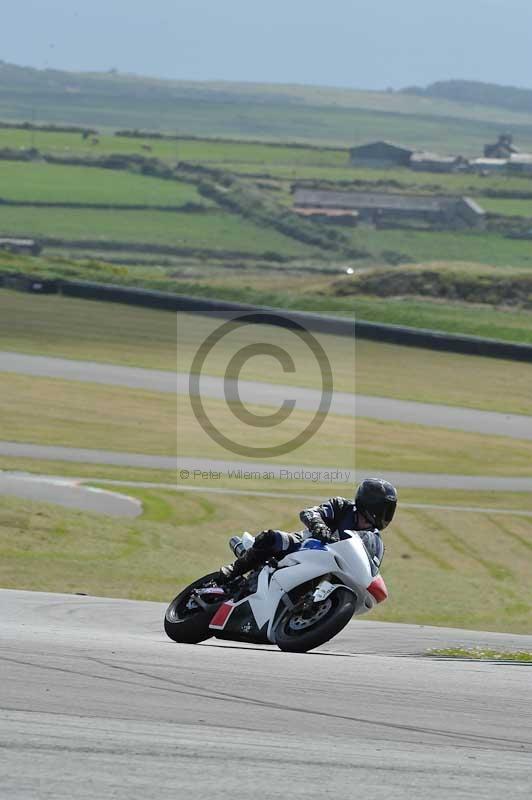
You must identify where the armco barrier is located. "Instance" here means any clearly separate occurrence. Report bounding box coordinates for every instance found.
[1,273,59,294]
[354,319,532,362]
[59,280,532,363]
[61,280,181,311]
[3,275,532,363]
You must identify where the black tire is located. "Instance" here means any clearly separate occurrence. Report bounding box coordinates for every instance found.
[275,587,356,653]
[164,571,224,644]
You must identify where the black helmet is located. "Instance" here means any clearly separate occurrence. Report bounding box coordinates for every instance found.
[355,478,397,530]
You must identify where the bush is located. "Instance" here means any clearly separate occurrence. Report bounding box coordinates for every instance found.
[332,265,532,308]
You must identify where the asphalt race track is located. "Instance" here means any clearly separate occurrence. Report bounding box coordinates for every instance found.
[1,590,531,800]
[2,351,531,439]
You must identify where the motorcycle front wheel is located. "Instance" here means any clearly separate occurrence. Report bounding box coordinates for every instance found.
[164,572,224,644]
[275,587,356,653]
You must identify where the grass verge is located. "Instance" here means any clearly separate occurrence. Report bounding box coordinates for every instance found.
[165,281,532,346]
[0,374,177,455]
[428,648,532,661]
[0,288,178,369]
[0,455,178,485]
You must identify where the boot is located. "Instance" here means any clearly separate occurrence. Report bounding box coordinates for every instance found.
[218,547,265,584]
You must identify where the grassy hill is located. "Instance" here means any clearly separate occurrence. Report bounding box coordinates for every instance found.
[403,80,532,114]
[3,62,532,153]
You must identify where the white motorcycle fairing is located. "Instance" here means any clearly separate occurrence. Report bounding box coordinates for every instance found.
[208,533,388,645]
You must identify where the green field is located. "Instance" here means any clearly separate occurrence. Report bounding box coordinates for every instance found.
[0,161,206,206]
[5,153,531,272]
[0,206,314,256]
[2,126,532,207]
[0,127,347,166]
[324,293,532,343]
[478,197,532,217]
[2,126,532,203]
[2,125,532,290]
[344,227,532,268]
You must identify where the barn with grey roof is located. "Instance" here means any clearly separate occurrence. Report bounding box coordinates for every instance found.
[293,188,485,229]
[348,141,414,167]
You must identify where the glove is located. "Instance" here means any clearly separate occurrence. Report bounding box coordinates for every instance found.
[310,522,331,541]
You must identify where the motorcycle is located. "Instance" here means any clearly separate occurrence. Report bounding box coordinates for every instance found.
[164,531,388,653]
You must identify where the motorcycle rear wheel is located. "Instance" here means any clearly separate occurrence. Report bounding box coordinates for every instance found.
[275,587,356,653]
[164,572,224,644]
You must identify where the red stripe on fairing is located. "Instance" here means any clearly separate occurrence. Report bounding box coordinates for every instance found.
[209,602,235,629]
[367,576,388,604]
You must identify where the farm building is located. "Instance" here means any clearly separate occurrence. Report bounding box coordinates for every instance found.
[349,141,414,167]
[0,237,42,255]
[293,188,485,229]
[293,207,359,225]
[484,134,518,159]
[507,154,532,175]
[469,157,508,174]
[410,152,467,173]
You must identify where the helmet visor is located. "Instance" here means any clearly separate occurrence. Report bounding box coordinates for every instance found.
[379,499,397,529]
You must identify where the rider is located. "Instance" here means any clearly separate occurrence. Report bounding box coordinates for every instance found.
[219,478,398,582]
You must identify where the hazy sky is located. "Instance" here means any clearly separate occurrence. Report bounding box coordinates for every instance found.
[3,0,532,90]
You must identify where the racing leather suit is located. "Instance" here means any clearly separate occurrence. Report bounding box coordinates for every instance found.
[226,496,384,579]
[300,496,384,569]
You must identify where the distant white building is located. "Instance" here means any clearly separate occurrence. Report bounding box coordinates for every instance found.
[410,152,467,173]
[508,154,532,175]
[469,157,509,174]
[0,237,41,255]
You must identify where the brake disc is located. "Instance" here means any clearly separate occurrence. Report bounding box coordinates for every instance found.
[288,597,333,631]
